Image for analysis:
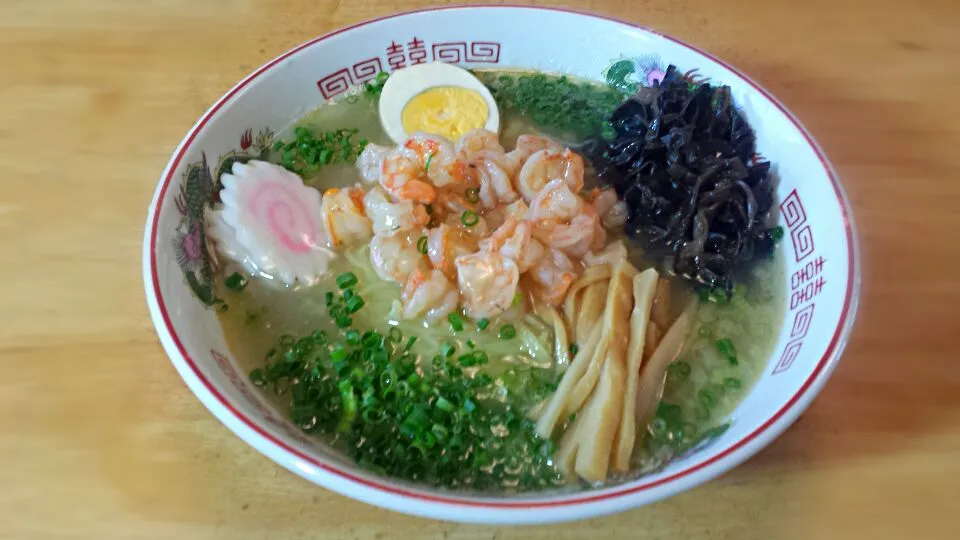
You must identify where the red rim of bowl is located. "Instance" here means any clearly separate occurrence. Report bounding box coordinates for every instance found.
[147,5,859,510]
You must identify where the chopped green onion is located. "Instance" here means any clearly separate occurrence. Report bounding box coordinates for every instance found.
[477,318,489,331]
[424,152,435,173]
[498,324,517,340]
[724,377,742,390]
[460,210,479,227]
[249,283,564,490]
[668,360,691,380]
[324,291,334,306]
[465,187,480,203]
[431,424,449,441]
[569,343,579,356]
[404,336,418,351]
[458,351,488,367]
[435,396,455,412]
[345,295,365,314]
[388,327,402,343]
[361,331,381,348]
[336,272,358,289]
[364,71,389,98]
[698,389,717,409]
[715,338,738,365]
[416,235,428,254]
[448,312,464,332]
[225,272,247,291]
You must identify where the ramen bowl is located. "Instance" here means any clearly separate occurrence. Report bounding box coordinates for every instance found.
[142,5,860,524]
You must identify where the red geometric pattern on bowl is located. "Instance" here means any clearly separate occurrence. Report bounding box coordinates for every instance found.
[774,190,828,375]
[316,37,501,100]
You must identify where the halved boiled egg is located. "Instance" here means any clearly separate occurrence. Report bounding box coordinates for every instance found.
[379,62,499,144]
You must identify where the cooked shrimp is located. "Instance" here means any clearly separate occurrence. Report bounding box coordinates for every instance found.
[479,215,544,272]
[455,251,520,318]
[319,187,372,248]
[455,128,504,161]
[474,154,519,209]
[402,268,459,321]
[369,230,426,283]
[432,185,479,219]
[516,148,585,202]
[362,187,429,235]
[402,132,462,187]
[515,134,563,155]
[504,199,530,220]
[532,205,603,258]
[527,248,578,305]
[427,223,478,281]
[443,209,490,238]
[356,143,391,183]
[527,178,584,222]
[591,187,629,229]
[381,147,437,204]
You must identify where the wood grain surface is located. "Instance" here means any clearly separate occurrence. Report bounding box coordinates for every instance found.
[1,0,959,538]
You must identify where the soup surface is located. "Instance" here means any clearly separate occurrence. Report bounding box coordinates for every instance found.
[210,67,785,492]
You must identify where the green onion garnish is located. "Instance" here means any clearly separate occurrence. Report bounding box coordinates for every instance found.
[388,327,402,343]
[424,152,435,173]
[417,235,428,254]
[248,284,564,491]
[724,377,742,389]
[715,338,738,365]
[448,312,464,332]
[345,295,365,314]
[477,318,489,331]
[460,210,479,227]
[498,324,516,340]
[225,272,247,291]
[569,343,579,356]
[435,396,455,413]
[698,389,717,409]
[336,272,358,289]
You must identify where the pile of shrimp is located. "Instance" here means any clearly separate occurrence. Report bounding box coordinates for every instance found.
[323,128,629,323]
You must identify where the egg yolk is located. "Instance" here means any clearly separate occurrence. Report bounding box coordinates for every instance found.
[401,86,489,141]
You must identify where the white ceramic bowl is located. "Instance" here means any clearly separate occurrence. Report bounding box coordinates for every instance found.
[143,5,860,524]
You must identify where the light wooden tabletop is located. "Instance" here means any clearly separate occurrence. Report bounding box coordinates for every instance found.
[2,0,959,538]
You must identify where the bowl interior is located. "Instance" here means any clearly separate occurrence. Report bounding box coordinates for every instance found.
[144,6,858,523]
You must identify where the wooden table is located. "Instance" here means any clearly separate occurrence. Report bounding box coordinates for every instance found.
[2,0,959,538]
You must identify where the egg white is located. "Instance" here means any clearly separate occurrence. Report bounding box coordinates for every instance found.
[379,62,500,144]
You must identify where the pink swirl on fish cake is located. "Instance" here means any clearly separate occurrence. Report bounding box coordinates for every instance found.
[246,179,319,254]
